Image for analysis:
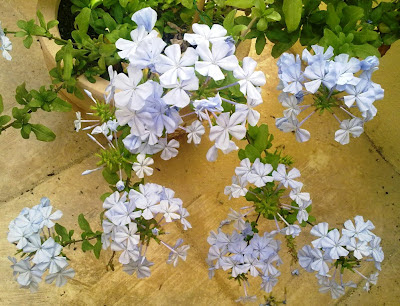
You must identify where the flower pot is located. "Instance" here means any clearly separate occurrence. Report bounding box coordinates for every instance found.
[37,0,108,112]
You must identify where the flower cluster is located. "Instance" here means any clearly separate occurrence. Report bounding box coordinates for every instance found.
[207,210,283,302]
[276,45,384,144]
[101,184,191,278]
[225,158,312,234]
[75,7,265,165]
[298,216,384,299]
[206,125,315,301]
[7,198,74,292]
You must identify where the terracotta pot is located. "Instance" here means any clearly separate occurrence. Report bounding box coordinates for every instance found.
[36,0,251,115]
[37,0,107,112]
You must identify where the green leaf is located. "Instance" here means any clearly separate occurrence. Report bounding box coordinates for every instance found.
[75,7,91,34]
[93,239,102,259]
[36,10,46,29]
[238,149,246,160]
[51,98,72,112]
[21,124,31,139]
[100,192,113,202]
[82,240,94,252]
[118,0,129,7]
[253,124,270,152]
[62,44,74,81]
[78,213,93,233]
[0,94,3,113]
[223,10,237,33]
[17,20,28,30]
[0,115,11,126]
[245,144,261,162]
[23,35,33,49]
[283,0,302,33]
[225,0,254,9]
[47,20,59,30]
[30,123,56,141]
[326,4,340,30]
[255,34,266,55]
[182,0,193,9]
[55,223,70,241]
[352,43,380,58]
[102,168,119,185]
[341,6,364,33]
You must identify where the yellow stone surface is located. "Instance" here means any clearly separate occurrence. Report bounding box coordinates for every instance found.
[0,1,399,305]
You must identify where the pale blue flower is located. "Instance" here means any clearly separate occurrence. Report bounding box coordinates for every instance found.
[131,7,157,32]
[277,53,304,95]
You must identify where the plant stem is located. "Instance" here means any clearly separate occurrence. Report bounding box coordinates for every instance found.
[62,235,100,247]
[191,0,206,26]
[240,17,258,41]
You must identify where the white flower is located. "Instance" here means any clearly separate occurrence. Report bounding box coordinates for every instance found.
[132,154,154,178]
[184,23,227,46]
[105,65,118,103]
[116,180,125,191]
[209,112,246,150]
[224,176,248,199]
[24,236,56,265]
[131,7,157,32]
[114,222,140,250]
[123,256,154,278]
[233,57,266,100]
[310,248,330,276]
[7,225,31,249]
[298,245,316,272]
[103,191,128,210]
[159,200,180,222]
[334,118,364,145]
[105,202,141,226]
[114,66,153,111]
[234,158,253,182]
[111,241,139,264]
[281,224,301,238]
[342,215,374,242]
[227,209,246,231]
[156,44,198,83]
[310,222,329,248]
[289,188,310,205]
[39,206,63,228]
[346,238,371,260]
[276,117,310,143]
[261,272,280,293]
[129,37,166,71]
[281,95,301,120]
[235,97,262,126]
[0,22,12,61]
[134,192,161,220]
[248,159,273,188]
[116,26,158,60]
[158,138,179,160]
[272,164,303,189]
[297,200,311,223]
[45,266,75,287]
[206,140,239,162]
[195,41,238,81]
[320,229,349,259]
[167,241,190,267]
[161,76,199,108]
[186,120,205,145]
[13,258,43,286]
[319,279,345,299]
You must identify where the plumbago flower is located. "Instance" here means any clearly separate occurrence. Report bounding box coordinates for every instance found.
[298,216,384,299]
[7,198,74,292]
[0,21,12,61]
[208,124,316,301]
[276,45,384,145]
[75,7,265,163]
[101,185,191,277]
